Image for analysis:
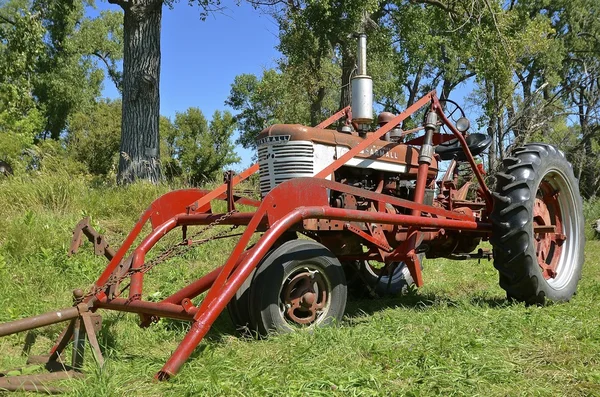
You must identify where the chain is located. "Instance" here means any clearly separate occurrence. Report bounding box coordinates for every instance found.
[80,210,239,302]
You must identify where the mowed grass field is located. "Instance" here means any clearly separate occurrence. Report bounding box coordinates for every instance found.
[1,173,600,396]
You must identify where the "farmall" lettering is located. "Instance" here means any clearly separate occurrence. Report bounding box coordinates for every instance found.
[361,146,398,159]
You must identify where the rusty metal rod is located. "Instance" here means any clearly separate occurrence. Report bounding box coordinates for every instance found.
[94,298,197,320]
[0,383,64,394]
[178,212,266,225]
[161,265,225,305]
[0,307,80,338]
[0,370,84,394]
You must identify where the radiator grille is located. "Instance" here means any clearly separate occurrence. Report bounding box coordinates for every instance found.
[258,141,314,197]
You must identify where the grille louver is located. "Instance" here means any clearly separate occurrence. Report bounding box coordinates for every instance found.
[258,141,314,197]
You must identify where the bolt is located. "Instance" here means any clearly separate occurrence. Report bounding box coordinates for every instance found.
[73,289,84,300]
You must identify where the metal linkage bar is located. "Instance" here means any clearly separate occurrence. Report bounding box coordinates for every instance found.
[432,96,493,210]
[0,306,82,338]
[69,217,115,260]
[315,106,351,129]
[0,371,84,394]
[315,92,435,179]
[93,164,259,294]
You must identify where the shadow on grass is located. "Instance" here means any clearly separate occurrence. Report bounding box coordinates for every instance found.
[344,290,514,319]
[83,290,515,366]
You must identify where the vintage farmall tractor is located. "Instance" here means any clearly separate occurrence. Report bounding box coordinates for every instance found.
[0,34,585,392]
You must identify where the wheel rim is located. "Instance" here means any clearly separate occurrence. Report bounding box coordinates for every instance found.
[279,265,331,326]
[533,167,580,289]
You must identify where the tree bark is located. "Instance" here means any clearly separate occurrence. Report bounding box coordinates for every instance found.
[339,42,354,110]
[116,0,162,184]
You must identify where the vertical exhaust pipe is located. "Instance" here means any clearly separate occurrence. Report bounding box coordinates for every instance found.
[351,33,373,130]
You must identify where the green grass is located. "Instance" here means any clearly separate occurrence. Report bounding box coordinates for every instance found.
[1,174,600,396]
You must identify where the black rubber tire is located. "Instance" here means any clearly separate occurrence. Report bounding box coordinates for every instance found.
[227,235,298,334]
[344,254,424,297]
[490,143,585,304]
[248,240,347,336]
[226,267,255,334]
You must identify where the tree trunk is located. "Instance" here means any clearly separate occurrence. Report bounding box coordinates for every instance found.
[339,42,354,110]
[117,0,162,184]
[310,86,326,126]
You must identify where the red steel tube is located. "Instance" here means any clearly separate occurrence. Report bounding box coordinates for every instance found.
[161,265,224,305]
[121,213,264,302]
[178,212,266,226]
[184,163,259,218]
[433,97,493,208]
[129,252,144,300]
[94,212,266,302]
[94,213,153,288]
[315,106,350,129]
[156,206,300,380]
[315,91,434,179]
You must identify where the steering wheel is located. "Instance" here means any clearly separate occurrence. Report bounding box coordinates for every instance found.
[423,98,468,134]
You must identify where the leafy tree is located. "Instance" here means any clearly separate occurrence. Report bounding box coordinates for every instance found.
[66,99,122,175]
[164,107,240,185]
[159,115,181,179]
[227,69,337,150]
[0,0,123,163]
[254,0,384,112]
[0,6,45,164]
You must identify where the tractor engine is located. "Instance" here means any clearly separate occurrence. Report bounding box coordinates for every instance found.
[257,124,438,203]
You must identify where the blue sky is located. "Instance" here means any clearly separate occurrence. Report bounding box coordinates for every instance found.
[92,1,476,169]
[94,0,281,168]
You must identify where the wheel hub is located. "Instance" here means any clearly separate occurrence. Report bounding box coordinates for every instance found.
[281,269,328,325]
[533,183,566,280]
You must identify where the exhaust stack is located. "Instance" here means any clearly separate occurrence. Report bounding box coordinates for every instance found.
[351,33,373,129]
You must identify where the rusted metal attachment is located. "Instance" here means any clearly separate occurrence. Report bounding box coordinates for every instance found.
[282,269,329,325]
[0,290,104,393]
[69,217,115,260]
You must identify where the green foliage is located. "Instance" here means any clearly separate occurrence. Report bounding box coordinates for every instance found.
[160,114,181,180]
[227,68,339,150]
[0,107,44,167]
[227,71,306,149]
[66,99,122,176]
[26,139,88,175]
[0,0,123,154]
[162,107,240,185]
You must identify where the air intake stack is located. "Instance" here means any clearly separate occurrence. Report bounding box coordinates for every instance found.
[351,33,373,133]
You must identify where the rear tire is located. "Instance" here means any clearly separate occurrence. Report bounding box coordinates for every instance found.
[490,144,585,304]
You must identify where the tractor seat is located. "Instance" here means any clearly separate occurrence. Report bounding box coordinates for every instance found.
[435,133,492,161]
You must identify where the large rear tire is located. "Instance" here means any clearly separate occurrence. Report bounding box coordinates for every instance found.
[490,144,585,304]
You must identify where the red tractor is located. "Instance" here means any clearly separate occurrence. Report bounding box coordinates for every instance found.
[0,34,584,391]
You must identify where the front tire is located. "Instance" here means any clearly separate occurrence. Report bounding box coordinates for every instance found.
[491,144,585,304]
[344,255,423,297]
[248,240,347,336]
